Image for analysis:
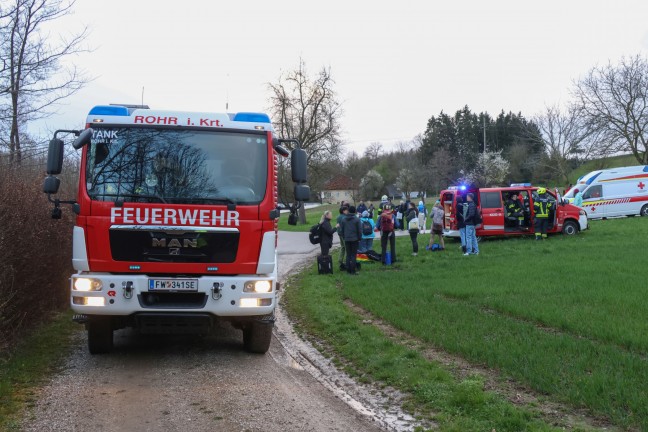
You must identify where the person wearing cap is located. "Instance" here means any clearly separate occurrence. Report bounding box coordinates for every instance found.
[358,210,376,253]
[532,187,553,240]
[338,205,363,275]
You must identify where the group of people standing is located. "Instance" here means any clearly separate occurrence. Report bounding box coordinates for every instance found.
[318,196,449,275]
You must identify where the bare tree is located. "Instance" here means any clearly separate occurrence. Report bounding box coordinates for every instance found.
[268,59,343,222]
[533,104,597,183]
[0,0,89,165]
[573,55,648,164]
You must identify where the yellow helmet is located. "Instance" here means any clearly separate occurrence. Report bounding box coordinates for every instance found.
[537,187,547,195]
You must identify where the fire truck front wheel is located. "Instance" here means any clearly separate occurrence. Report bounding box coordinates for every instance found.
[87,317,113,354]
[243,321,273,354]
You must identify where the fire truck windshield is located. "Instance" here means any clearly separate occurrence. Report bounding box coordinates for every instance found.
[85,127,268,204]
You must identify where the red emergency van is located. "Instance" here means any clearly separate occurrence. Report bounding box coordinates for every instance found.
[439,184,588,238]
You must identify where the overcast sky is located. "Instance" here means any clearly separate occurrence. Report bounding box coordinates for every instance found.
[34,0,648,154]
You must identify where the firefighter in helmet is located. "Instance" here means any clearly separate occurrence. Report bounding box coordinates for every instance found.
[532,187,553,240]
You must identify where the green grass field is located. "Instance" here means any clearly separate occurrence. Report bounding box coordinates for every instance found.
[277,203,339,231]
[284,217,648,431]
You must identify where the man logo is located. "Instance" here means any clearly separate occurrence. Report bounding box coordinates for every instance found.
[152,238,198,248]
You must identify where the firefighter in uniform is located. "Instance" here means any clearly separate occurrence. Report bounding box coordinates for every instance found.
[505,192,525,229]
[532,187,553,240]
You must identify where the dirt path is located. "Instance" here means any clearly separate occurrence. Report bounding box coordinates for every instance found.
[21,232,419,432]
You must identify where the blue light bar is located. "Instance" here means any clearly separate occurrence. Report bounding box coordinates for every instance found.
[510,183,531,187]
[129,265,141,270]
[233,112,270,123]
[89,105,130,116]
[459,185,467,191]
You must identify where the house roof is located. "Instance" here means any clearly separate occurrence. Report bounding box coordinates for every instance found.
[323,175,359,191]
[385,184,403,198]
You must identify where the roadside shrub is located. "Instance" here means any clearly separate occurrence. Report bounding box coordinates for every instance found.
[0,165,74,352]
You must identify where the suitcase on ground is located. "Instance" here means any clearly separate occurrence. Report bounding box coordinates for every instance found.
[317,254,333,274]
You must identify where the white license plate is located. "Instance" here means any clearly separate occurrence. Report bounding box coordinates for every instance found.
[148,278,198,292]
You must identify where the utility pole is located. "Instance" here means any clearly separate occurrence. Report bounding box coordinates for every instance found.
[483,115,487,153]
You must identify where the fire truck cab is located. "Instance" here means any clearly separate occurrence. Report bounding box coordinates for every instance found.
[439,184,588,238]
[43,104,310,355]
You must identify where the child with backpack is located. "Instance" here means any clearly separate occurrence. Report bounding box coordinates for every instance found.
[358,211,375,253]
[378,204,396,264]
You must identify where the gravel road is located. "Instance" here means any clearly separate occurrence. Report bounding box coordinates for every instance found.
[21,231,417,432]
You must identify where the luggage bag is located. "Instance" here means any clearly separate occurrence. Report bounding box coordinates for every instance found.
[317,254,333,274]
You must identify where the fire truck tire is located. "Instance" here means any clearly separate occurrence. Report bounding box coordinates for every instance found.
[243,321,273,354]
[87,318,113,354]
[641,204,648,217]
[562,220,578,236]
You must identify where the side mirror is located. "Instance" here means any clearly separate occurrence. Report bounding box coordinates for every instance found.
[273,145,289,157]
[73,128,93,150]
[294,184,310,201]
[43,176,61,194]
[291,148,307,183]
[46,138,65,175]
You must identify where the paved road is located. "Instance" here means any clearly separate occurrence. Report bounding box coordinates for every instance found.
[21,231,397,432]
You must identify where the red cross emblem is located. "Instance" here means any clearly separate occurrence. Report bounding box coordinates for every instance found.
[590,206,596,212]
[639,182,645,190]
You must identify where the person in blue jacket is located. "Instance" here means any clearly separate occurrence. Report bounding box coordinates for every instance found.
[358,211,376,253]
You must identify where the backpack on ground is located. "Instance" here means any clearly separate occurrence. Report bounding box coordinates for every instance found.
[408,218,419,231]
[317,254,333,274]
[381,213,394,232]
[366,249,382,261]
[309,224,322,244]
[361,220,373,236]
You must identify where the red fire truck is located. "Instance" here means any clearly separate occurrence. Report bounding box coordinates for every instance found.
[439,184,587,238]
[43,104,309,354]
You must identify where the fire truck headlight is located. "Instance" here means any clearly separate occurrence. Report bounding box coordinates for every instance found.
[243,280,272,293]
[579,210,586,216]
[74,278,103,292]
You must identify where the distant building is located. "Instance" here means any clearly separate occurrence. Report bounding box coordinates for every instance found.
[385,184,404,201]
[321,175,359,204]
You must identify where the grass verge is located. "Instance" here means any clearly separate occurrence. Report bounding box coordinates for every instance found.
[284,218,647,430]
[0,311,78,430]
[277,204,338,231]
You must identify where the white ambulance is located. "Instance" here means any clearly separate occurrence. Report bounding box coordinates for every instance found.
[563,165,648,218]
